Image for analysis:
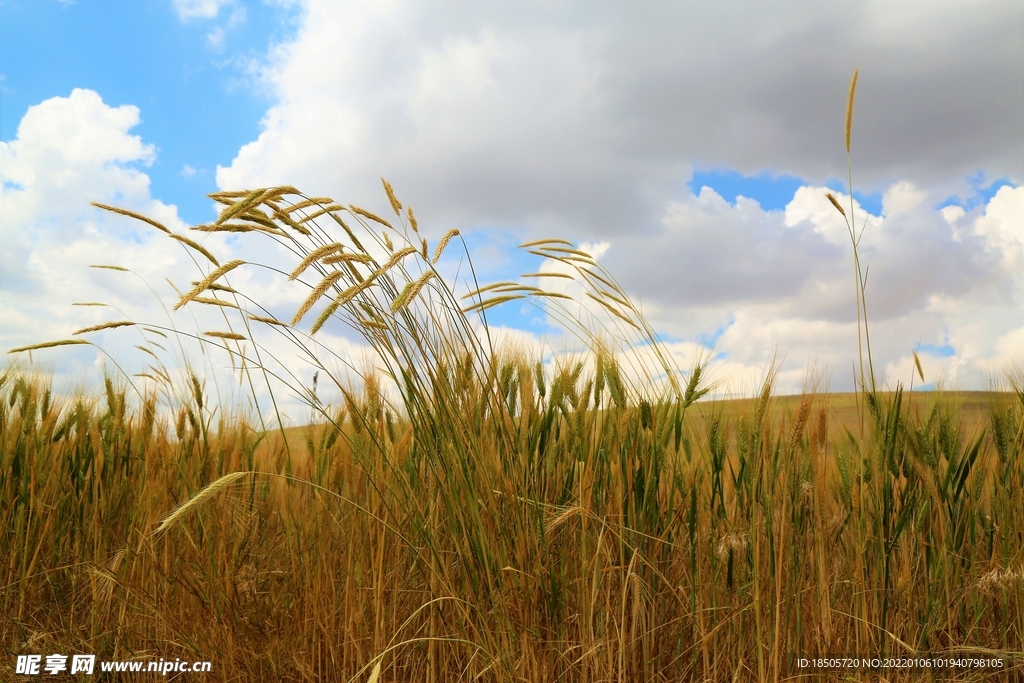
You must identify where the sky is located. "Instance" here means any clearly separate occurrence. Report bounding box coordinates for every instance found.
[1,0,1022,417]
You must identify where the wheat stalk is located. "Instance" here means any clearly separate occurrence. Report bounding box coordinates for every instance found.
[321,253,374,266]
[297,204,345,224]
[91,202,171,234]
[73,321,136,335]
[248,314,288,327]
[8,339,90,354]
[392,271,437,313]
[382,178,402,215]
[153,471,251,535]
[289,243,345,280]
[214,188,265,226]
[292,271,346,326]
[519,238,573,248]
[188,297,240,309]
[280,197,335,214]
[350,205,393,230]
[432,229,460,264]
[176,260,245,310]
[408,206,418,233]
[826,192,847,218]
[169,233,220,266]
[203,331,247,341]
[846,69,859,154]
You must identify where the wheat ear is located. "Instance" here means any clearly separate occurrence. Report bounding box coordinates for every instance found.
[154,471,251,535]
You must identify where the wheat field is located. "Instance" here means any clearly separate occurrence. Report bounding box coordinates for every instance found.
[3,179,1024,682]
[4,74,1024,681]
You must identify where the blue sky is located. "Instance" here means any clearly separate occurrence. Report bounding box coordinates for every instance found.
[1,0,1022,407]
[1,0,299,223]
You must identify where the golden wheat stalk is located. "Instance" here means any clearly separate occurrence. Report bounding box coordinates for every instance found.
[176,260,245,310]
[72,302,109,307]
[91,202,171,234]
[73,321,136,335]
[269,208,312,236]
[197,282,237,294]
[462,281,521,300]
[281,197,335,214]
[297,204,346,224]
[432,228,460,264]
[593,288,631,309]
[526,250,592,265]
[169,233,220,266]
[90,265,129,272]
[289,243,346,280]
[349,205,393,230]
[382,178,402,215]
[292,270,346,326]
[519,238,573,248]
[208,189,253,200]
[214,188,265,226]
[191,223,256,233]
[580,268,622,293]
[531,291,574,301]
[8,339,91,354]
[257,185,300,205]
[309,301,342,335]
[321,253,374,266]
[203,331,247,341]
[407,206,418,233]
[846,69,859,154]
[382,246,418,270]
[308,250,412,332]
[248,314,288,327]
[826,192,847,218]
[391,271,437,313]
[585,292,640,330]
[537,246,597,259]
[153,471,251,535]
[462,294,525,313]
[520,272,573,280]
[188,297,240,309]
[357,318,390,330]
[134,345,157,359]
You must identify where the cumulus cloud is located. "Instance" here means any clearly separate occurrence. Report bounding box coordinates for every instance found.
[6,2,1023,405]
[0,91,195,359]
[0,89,337,420]
[209,0,1023,393]
[219,1,1021,235]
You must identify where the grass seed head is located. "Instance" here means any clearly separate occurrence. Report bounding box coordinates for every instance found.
[846,68,859,154]
[381,178,402,215]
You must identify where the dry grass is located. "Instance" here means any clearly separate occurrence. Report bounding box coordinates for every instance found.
[4,83,1024,681]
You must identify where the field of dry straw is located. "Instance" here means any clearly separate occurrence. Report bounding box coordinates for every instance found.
[3,71,1024,682]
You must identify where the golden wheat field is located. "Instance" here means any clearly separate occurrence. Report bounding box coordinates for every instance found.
[3,179,1024,683]
[4,73,1024,682]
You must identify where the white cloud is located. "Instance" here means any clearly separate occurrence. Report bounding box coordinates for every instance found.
[0,89,348,422]
[208,0,1022,394]
[172,0,229,21]
[882,181,927,216]
[7,3,1024,411]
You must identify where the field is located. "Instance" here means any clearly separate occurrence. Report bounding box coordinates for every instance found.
[3,172,1024,680]
[3,363,1024,681]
